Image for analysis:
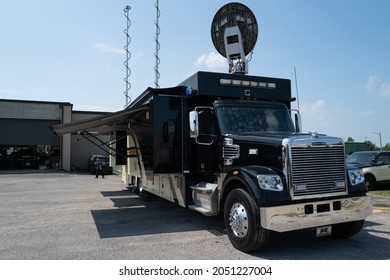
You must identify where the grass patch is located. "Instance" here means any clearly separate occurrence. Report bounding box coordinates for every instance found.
[369,189,390,198]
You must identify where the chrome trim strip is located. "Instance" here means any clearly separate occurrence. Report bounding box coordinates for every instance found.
[260,195,372,232]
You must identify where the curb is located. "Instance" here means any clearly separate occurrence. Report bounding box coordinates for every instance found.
[372,195,390,212]
[373,207,390,213]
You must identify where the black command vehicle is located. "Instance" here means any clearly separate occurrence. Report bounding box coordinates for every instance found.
[53,71,372,252]
[122,71,372,252]
[52,2,372,252]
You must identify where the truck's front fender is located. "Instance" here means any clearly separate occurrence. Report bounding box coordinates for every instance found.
[220,166,292,209]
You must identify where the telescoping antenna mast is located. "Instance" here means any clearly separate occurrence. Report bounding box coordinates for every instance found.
[211,3,258,75]
[154,0,161,88]
[123,5,132,108]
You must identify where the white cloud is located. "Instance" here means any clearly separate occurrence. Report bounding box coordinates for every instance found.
[195,52,226,69]
[302,99,326,116]
[380,83,390,97]
[300,100,331,132]
[95,43,125,55]
[365,75,390,97]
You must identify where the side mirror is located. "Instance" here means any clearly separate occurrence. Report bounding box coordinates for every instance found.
[290,109,302,133]
[189,111,199,138]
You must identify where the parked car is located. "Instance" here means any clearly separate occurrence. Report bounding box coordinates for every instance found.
[7,149,40,169]
[88,155,112,175]
[347,151,390,190]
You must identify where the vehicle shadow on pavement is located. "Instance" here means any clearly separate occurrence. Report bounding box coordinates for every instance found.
[91,189,225,239]
[91,188,390,259]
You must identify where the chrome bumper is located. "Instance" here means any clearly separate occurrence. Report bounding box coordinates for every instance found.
[260,195,373,232]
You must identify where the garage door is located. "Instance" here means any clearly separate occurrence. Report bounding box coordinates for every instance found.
[0,119,60,145]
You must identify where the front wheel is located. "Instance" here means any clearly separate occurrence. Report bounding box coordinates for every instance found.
[224,188,269,252]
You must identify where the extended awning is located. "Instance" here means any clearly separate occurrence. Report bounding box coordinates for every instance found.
[52,86,187,136]
[52,104,148,136]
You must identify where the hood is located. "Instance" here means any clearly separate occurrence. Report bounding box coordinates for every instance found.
[225,132,344,172]
[347,162,370,169]
[229,132,294,146]
[228,132,332,145]
[226,133,292,171]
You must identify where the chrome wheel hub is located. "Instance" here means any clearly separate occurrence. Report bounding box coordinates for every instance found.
[228,202,249,238]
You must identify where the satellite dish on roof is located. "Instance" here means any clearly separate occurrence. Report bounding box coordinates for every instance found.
[211,2,258,74]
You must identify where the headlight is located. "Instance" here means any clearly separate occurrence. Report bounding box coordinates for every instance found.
[348,169,365,185]
[257,175,283,191]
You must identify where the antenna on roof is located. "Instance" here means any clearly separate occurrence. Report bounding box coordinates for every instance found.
[294,66,301,111]
[154,0,161,88]
[123,5,132,108]
[211,2,258,75]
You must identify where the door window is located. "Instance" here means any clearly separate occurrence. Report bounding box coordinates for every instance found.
[377,153,390,165]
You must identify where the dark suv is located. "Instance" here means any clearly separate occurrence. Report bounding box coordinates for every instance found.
[7,149,40,169]
[347,151,390,190]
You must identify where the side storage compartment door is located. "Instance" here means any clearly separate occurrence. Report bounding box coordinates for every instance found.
[153,95,183,174]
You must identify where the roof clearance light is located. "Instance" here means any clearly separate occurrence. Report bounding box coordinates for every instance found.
[219,79,277,89]
[268,83,276,89]
[220,79,232,85]
[232,79,242,86]
[242,80,251,87]
[258,82,267,88]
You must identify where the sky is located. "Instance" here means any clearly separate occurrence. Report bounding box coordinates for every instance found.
[1,0,389,147]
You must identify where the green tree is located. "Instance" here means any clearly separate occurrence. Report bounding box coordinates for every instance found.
[346,137,355,142]
[364,140,377,151]
[384,143,390,150]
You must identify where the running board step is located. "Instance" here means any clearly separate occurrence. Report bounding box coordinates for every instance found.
[190,183,215,193]
[188,204,216,216]
[189,182,218,216]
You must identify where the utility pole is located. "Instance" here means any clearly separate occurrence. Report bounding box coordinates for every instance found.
[373,132,383,150]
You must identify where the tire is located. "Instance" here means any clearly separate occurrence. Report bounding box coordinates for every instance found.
[364,174,376,191]
[331,220,365,238]
[133,178,143,194]
[224,188,269,252]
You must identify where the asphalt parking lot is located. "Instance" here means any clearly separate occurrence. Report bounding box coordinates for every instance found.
[0,172,389,260]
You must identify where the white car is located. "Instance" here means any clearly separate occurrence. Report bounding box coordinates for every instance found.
[347,151,390,190]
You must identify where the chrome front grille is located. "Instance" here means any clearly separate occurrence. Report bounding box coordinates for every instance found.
[290,143,347,199]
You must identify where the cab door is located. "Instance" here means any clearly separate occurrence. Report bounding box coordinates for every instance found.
[189,107,218,174]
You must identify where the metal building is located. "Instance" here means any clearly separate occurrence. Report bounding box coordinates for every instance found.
[0,99,110,171]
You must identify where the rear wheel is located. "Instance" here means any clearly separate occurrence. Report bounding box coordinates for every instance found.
[224,188,269,252]
[332,220,365,238]
[133,178,143,194]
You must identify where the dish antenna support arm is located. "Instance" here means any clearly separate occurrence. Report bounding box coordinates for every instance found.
[224,26,247,74]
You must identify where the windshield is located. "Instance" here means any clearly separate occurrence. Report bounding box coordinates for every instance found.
[216,105,295,134]
[97,157,109,163]
[346,152,376,165]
